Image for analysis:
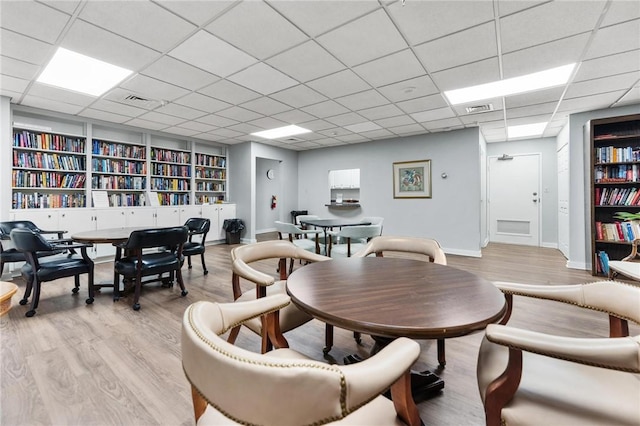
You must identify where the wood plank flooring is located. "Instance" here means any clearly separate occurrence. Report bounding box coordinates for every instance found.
[1,238,637,426]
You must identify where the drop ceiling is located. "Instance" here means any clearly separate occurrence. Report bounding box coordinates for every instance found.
[1,0,639,150]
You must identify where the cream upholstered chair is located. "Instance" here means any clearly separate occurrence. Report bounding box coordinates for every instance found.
[182,294,423,426]
[331,236,448,365]
[477,281,640,426]
[328,224,382,258]
[229,240,330,353]
[274,221,322,273]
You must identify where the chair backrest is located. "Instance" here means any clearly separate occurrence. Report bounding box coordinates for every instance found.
[0,221,40,238]
[123,226,188,250]
[337,224,382,240]
[354,235,447,264]
[184,217,210,235]
[361,216,384,226]
[232,239,327,265]
[10,229,53,253]
[274,221,304,240]
[295,214,320,226]
[182,295,386,426]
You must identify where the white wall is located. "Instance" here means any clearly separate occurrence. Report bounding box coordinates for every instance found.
[486,137,558,248]
[255,158,281,233]
[298,127,483,257]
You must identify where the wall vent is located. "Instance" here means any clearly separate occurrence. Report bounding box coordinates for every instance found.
[465,104,494,114]
[282,137,304,142]
[121,94,164,109]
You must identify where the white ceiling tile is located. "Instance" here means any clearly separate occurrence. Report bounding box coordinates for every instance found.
[1,74,29,93]
[272,109,316,124]
[39,0,81,15]
[161,126,200,137]
[141,56,219,91]
[246,116,288,130]
[297,119,335,132]
[206,1,308,60]
[500,1,606,53]
[585,19,640,60]
[21,95,84,115]
[270,85,327,108]
[138,111,184,126]
[240,97,292,115]
[78,108,130,123]
[173,92,231,113]
[168,30,256,77]
[121,74,190,102]
[199,79,261,104]
[307,69,369,99]
[361,128,393,139]
[86,99,147,117]
[208,127,243,138]
[389,123,426,135]
[175,120,217,133]
[195,132,225,142]
[155,0,234,26]
[565,72,640,99]
[396,94,449,114]
[79,1,196,52]
[506,102,557,119]
[301,100,349,118]
[431,57,501,91]
[601,1,640,26]
[505,114,553,127]
[319,127,353,137]
[358,104,404,121]
[496,1,547,17]
[387,0,495,45]
[196,114,239,127]
[354,50,425,88]
[26,82,97,106]
[458,110,505,125]
[505,88,563,109]
[615,86,640,106]
[575,50,640,82]
[269,1,380,37]
[325,112,366,127]
[62,20,159,70]
[377,75,439,103]
[266,41,345,83]
[1,1,69,44]
[557,90,628,113]
[124,117,169,130]
[502,33,590,79]
[375,115,416,128]
[1,28,54,65]
[336,134,369,143]
[335,90,388,111]
[216,106,263,122]
[227,123,266,135]
[317,9,407,67]
[344,121,381,133]
[1,56,40,80]
[228,62,298,95]
[155,102,208,120]
[411,107,456,123]
[421,117,464,131]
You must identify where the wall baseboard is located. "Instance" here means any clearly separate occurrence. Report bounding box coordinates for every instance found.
[541,242,558,249]
[566,260,589,270]
[443,248,482,258]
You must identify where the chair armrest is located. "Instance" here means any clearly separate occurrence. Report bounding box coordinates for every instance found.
[217,294,290,332]
[50,242,93,250]
[0,234,10,241]
[38,229,67,238]
[485,324,640,372]
[295,247,331,263]
[232,258,276,286]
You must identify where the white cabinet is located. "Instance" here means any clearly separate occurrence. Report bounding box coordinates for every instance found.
[201,203,237,242]
[155,206,181,227]
[329,169,360,189]
[179,205,203,223]
[217,204,237,240]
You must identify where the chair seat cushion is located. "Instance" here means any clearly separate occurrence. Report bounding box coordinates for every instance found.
[2,248,64,263]
[183,242,205,256]
[292,238,317,253]
[477,336,640,425]
[21,254,91,282]
[330,243,367,258]
[235,280,312,334]
[609,260,640,281]
[115,251,182,277]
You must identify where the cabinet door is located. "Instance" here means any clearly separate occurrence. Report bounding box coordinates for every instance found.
[217,204,237,240]
[155,207,181,227]
[179,205,202,224]
[201,204,219,242]
[93,208,125,258]
[350,169,360,188]
[12,210,60,239]
[126,208,156,227]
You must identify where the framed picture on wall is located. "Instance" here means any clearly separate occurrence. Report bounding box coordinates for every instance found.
[393,159,431,198]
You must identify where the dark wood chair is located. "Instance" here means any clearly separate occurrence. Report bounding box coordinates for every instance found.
[10,228,94,317]
[182,218,210,275]
[114,226,188,311]
[0,220,67,275]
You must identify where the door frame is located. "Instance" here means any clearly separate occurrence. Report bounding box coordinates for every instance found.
[486,152,543,247]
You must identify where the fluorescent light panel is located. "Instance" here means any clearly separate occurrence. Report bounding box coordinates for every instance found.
[507,122,547,139]
[444,64,576,105]
[251,125,311,139]
[37,47,133,96]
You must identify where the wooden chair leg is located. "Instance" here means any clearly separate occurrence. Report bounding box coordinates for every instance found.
[200,253,208,275]
[324,323,334,354]
[437,338,446,367]
[191,384,207,422]
[187,255,193,269]
[26,278,41,317]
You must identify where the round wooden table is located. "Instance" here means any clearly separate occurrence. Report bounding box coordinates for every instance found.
[287,257,506,400]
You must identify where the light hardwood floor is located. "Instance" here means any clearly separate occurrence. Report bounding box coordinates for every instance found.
[1,239,637,425]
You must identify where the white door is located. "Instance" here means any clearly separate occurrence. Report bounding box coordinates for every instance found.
[557,145,570,258]
[488,153,541,246]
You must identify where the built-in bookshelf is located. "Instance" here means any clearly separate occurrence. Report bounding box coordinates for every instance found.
[150,146,191,206]
[194,152,227,205]
[590,113,640,276]
[12,128,87,209]
[91,138,147,207]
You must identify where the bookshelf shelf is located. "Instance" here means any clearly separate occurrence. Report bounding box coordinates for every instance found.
[590,113,640,276]
[194,151,227,205]
[150,146,191,206]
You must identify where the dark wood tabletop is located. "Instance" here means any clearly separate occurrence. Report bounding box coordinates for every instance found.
[71,227,154,244]
[286,257,506,340]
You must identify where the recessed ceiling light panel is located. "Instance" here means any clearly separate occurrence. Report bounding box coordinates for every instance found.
[37,47,133,97]
[507,122,547,139]
[444,64,576,105]
[251,125,311,139]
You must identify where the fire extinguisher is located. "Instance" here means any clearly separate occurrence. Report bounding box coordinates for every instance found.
[271,195,277,210]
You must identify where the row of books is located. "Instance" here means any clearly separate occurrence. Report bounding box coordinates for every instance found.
[151,164,191,177]
[594,146,640,164]
[12,170,85,189]
[158,193,190,206]
[92,139,146,159]
[595,250,610,275]
[91,176,146,190]
[13,130,85,153]
[195,195,224,204]
[594,220,640,242]
[595,187,640,206]
[12,192,87,209]
[14,151,86,171]
[100,193,146,207]
[195,153,226,168]
[150,148,190,163]
[196,182,225,192]
[594,164,640,182]
[92,158,147,174]
[195,169,226,179]
[150,178,190,191]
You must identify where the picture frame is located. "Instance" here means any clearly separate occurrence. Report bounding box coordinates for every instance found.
[393,159,431,199]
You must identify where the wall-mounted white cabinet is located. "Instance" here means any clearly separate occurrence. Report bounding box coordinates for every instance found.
[329,169,360,189]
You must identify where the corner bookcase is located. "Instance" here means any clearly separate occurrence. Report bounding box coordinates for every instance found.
[194,151,227,205]
[590,113,640,276]
[150,143,191,206]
